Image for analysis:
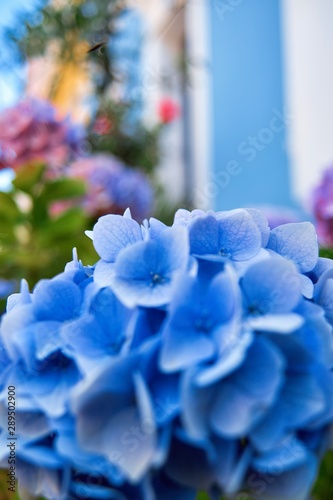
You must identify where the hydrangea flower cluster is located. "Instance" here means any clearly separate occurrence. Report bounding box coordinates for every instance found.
[312,165,333,247]
[0,98,83,171]
[67,154,154,221]
[0,208,333,500]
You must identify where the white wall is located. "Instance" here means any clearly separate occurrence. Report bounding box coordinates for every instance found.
[130,0,186,204]
[282,0,333,208]
[185,0,212,209]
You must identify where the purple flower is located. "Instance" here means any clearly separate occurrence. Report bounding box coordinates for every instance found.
[254,205,306,230]
[312,165,333,246]
[67,154,154,221]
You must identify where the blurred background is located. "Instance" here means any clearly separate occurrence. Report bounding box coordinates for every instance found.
[1,1,333,497]
[1,0,333,329]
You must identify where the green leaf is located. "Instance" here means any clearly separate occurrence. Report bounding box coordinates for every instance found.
[39,178,86,203]
[319,247,333,259]
[37,208,87,243]
[313,450,333,499]
[0,192,20,221]
[12,163,45,194]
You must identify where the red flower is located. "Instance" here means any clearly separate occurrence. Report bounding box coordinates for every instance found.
[158,98,180,124]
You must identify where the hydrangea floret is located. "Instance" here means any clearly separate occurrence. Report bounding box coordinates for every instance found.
[0,208,333,500]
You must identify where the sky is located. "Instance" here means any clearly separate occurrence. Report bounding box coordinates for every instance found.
[0,0,41,188]
[0,0,41,110]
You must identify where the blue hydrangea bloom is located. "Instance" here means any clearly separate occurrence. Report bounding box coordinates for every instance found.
[0,208,333,500]
[188,209,262,261]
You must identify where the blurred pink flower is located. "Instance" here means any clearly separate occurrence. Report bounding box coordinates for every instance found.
[312,166,333,247]
[64,154,154,221]
[158,98,180,124]
[93,116,113,135]
[0,98,84,171]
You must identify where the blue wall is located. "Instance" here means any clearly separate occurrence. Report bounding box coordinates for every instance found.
[209,0,293,210]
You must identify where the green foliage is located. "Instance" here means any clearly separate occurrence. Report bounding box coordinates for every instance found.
[319,247,333,260]
[0,163,98,297]
[312,451,333,499]
[196,493,211,500]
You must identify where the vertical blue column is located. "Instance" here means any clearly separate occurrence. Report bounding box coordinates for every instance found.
[209,0,293,210]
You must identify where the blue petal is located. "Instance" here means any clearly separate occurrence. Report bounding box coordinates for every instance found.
[267,222,318,273]
[241,340,285,398]
[210,382,261,438]
[148,372,180,427]
[160,269,238,372]
[216,209,262,260]
[18,463,69,499]
[69,483,126,499]
[210,338,284,438]
[197,258,226,284]
[181,368,213,439]
[110,226,189,307]
[34,321,63,360]
[148,217,167,238]
[100,406,157,481]
[6,279,32,311]
[195,330,253,386]
[208,269,239,324]
[311,257,333,281]
[245,208,270,247]
[1,324,36,367]
[62,314,114,357]
[93,214,142,262]
[174,208,206,227]
[281,372,327,428]
[189,214,220,256]
[134,372,156,432]
[247,314,304,334]
[242,257,302,314]
[5,408,50,439]
[251,371,327,451]
[212,437,239,492]
[252,437,309,473]
[1,304,36,360]
[72,353,139,409]
[128,307,166,350]
[249,451,318,500]
[223,445,253,495]
[314,269,333,324]
[300,274,314,299]
[33,279,81,322]
[19,444,65,469]
[160,312,215,372]
[28,360,81,418]
[94,259,116,288]
[292,316,333,368]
